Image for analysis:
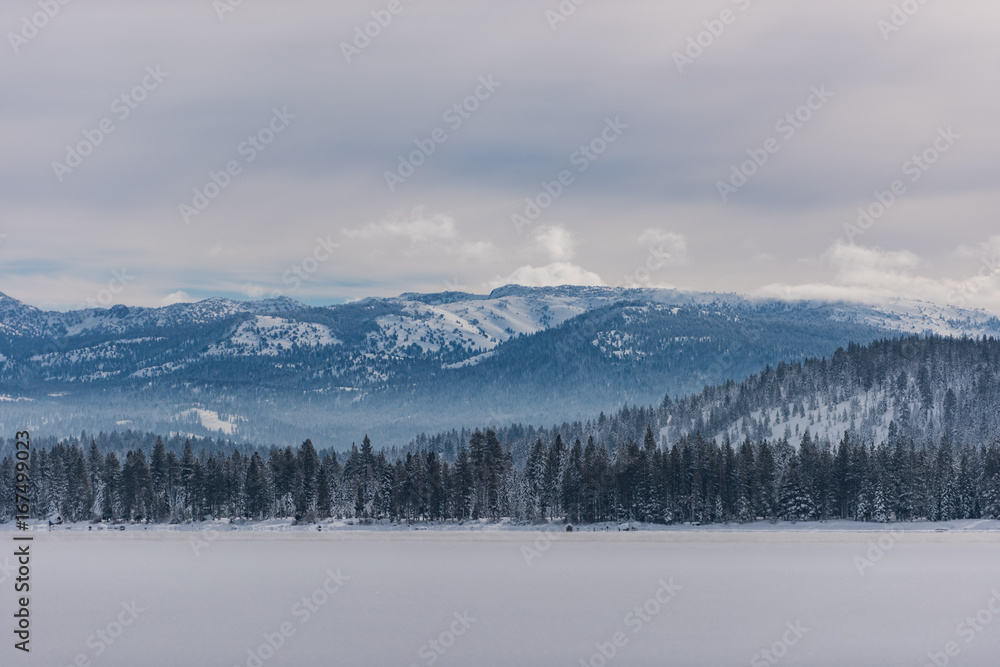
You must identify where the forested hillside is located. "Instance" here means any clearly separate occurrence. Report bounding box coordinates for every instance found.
[412,335,1000,461]
[3,336,1000,526]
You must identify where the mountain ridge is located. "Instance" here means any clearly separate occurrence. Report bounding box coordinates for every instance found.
[2,285,999,446]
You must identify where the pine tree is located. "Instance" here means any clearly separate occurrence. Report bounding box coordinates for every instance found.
[150,437,169,522]
[756,441,777,520]
[872,482,890,523]
[561,439,583,524]
[778,464,815,522]
[316,464,332,519]
[426,452,446,520]
[454,447,474,520]
[88,441,105,522]
[102,453,123,522]
[244,452,270,520]
[180,440,197,521]
[63,446,92,523]
[297,439,321,519]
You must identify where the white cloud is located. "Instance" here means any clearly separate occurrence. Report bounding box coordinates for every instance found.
[536,225,575,262]
[827,243,921,287]
[344,207,457,243]
[490,262,605,288]
[488,225,604,288]
[241,284,269,298]
[638,228,676,245]
[342,207,496,261]
[451,240,497,260]
[760,241,1000,309]
[637,228,687,264]
[956,235,1000,262]
[161,291,196,306]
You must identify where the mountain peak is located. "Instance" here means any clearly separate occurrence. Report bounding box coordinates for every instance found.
[0,290,34,311]
[397,291,487,306]
[485,284,620,300]
[261,295,303,306]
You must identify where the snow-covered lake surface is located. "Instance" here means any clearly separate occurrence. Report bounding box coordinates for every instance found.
[4,522,1000,666]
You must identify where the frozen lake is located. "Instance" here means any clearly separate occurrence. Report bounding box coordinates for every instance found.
[5,525,1000,666]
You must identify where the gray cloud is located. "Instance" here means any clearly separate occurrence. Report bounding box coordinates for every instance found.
[1,0,998,310]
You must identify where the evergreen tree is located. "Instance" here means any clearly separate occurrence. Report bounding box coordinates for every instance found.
[778,462,815,522]
[316,463,332,519]
[150,437,169,522]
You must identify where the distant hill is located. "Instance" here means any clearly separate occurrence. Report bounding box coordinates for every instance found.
[1,286,999,447]
[427,335,1000,465]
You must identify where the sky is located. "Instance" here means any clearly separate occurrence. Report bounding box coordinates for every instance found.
[1,0,998,311]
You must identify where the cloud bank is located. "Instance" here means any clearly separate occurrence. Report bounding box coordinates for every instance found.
[1,1,998,310]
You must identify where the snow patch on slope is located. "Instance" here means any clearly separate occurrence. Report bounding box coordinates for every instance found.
[376,291,608,359]
[443,350,496,369]
[839,299,1000,337]
[207,316,341,357]
[176,407,241,435]
[131,361,189,379]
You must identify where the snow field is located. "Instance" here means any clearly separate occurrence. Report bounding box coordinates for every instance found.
[4,529,1000,666]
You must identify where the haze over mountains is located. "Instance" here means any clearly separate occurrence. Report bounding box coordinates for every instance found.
[1,286,999,447]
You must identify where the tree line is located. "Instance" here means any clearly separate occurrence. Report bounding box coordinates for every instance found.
[409,335,1000,468]
[2,427,999,525]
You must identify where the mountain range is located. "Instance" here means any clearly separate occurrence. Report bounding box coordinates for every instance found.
[2,286,999,447]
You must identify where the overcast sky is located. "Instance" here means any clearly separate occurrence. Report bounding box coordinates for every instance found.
[1,0,998,311]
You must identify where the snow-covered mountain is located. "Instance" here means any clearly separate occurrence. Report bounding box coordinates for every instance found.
[0,291,303,339]
[1,286,998,445]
